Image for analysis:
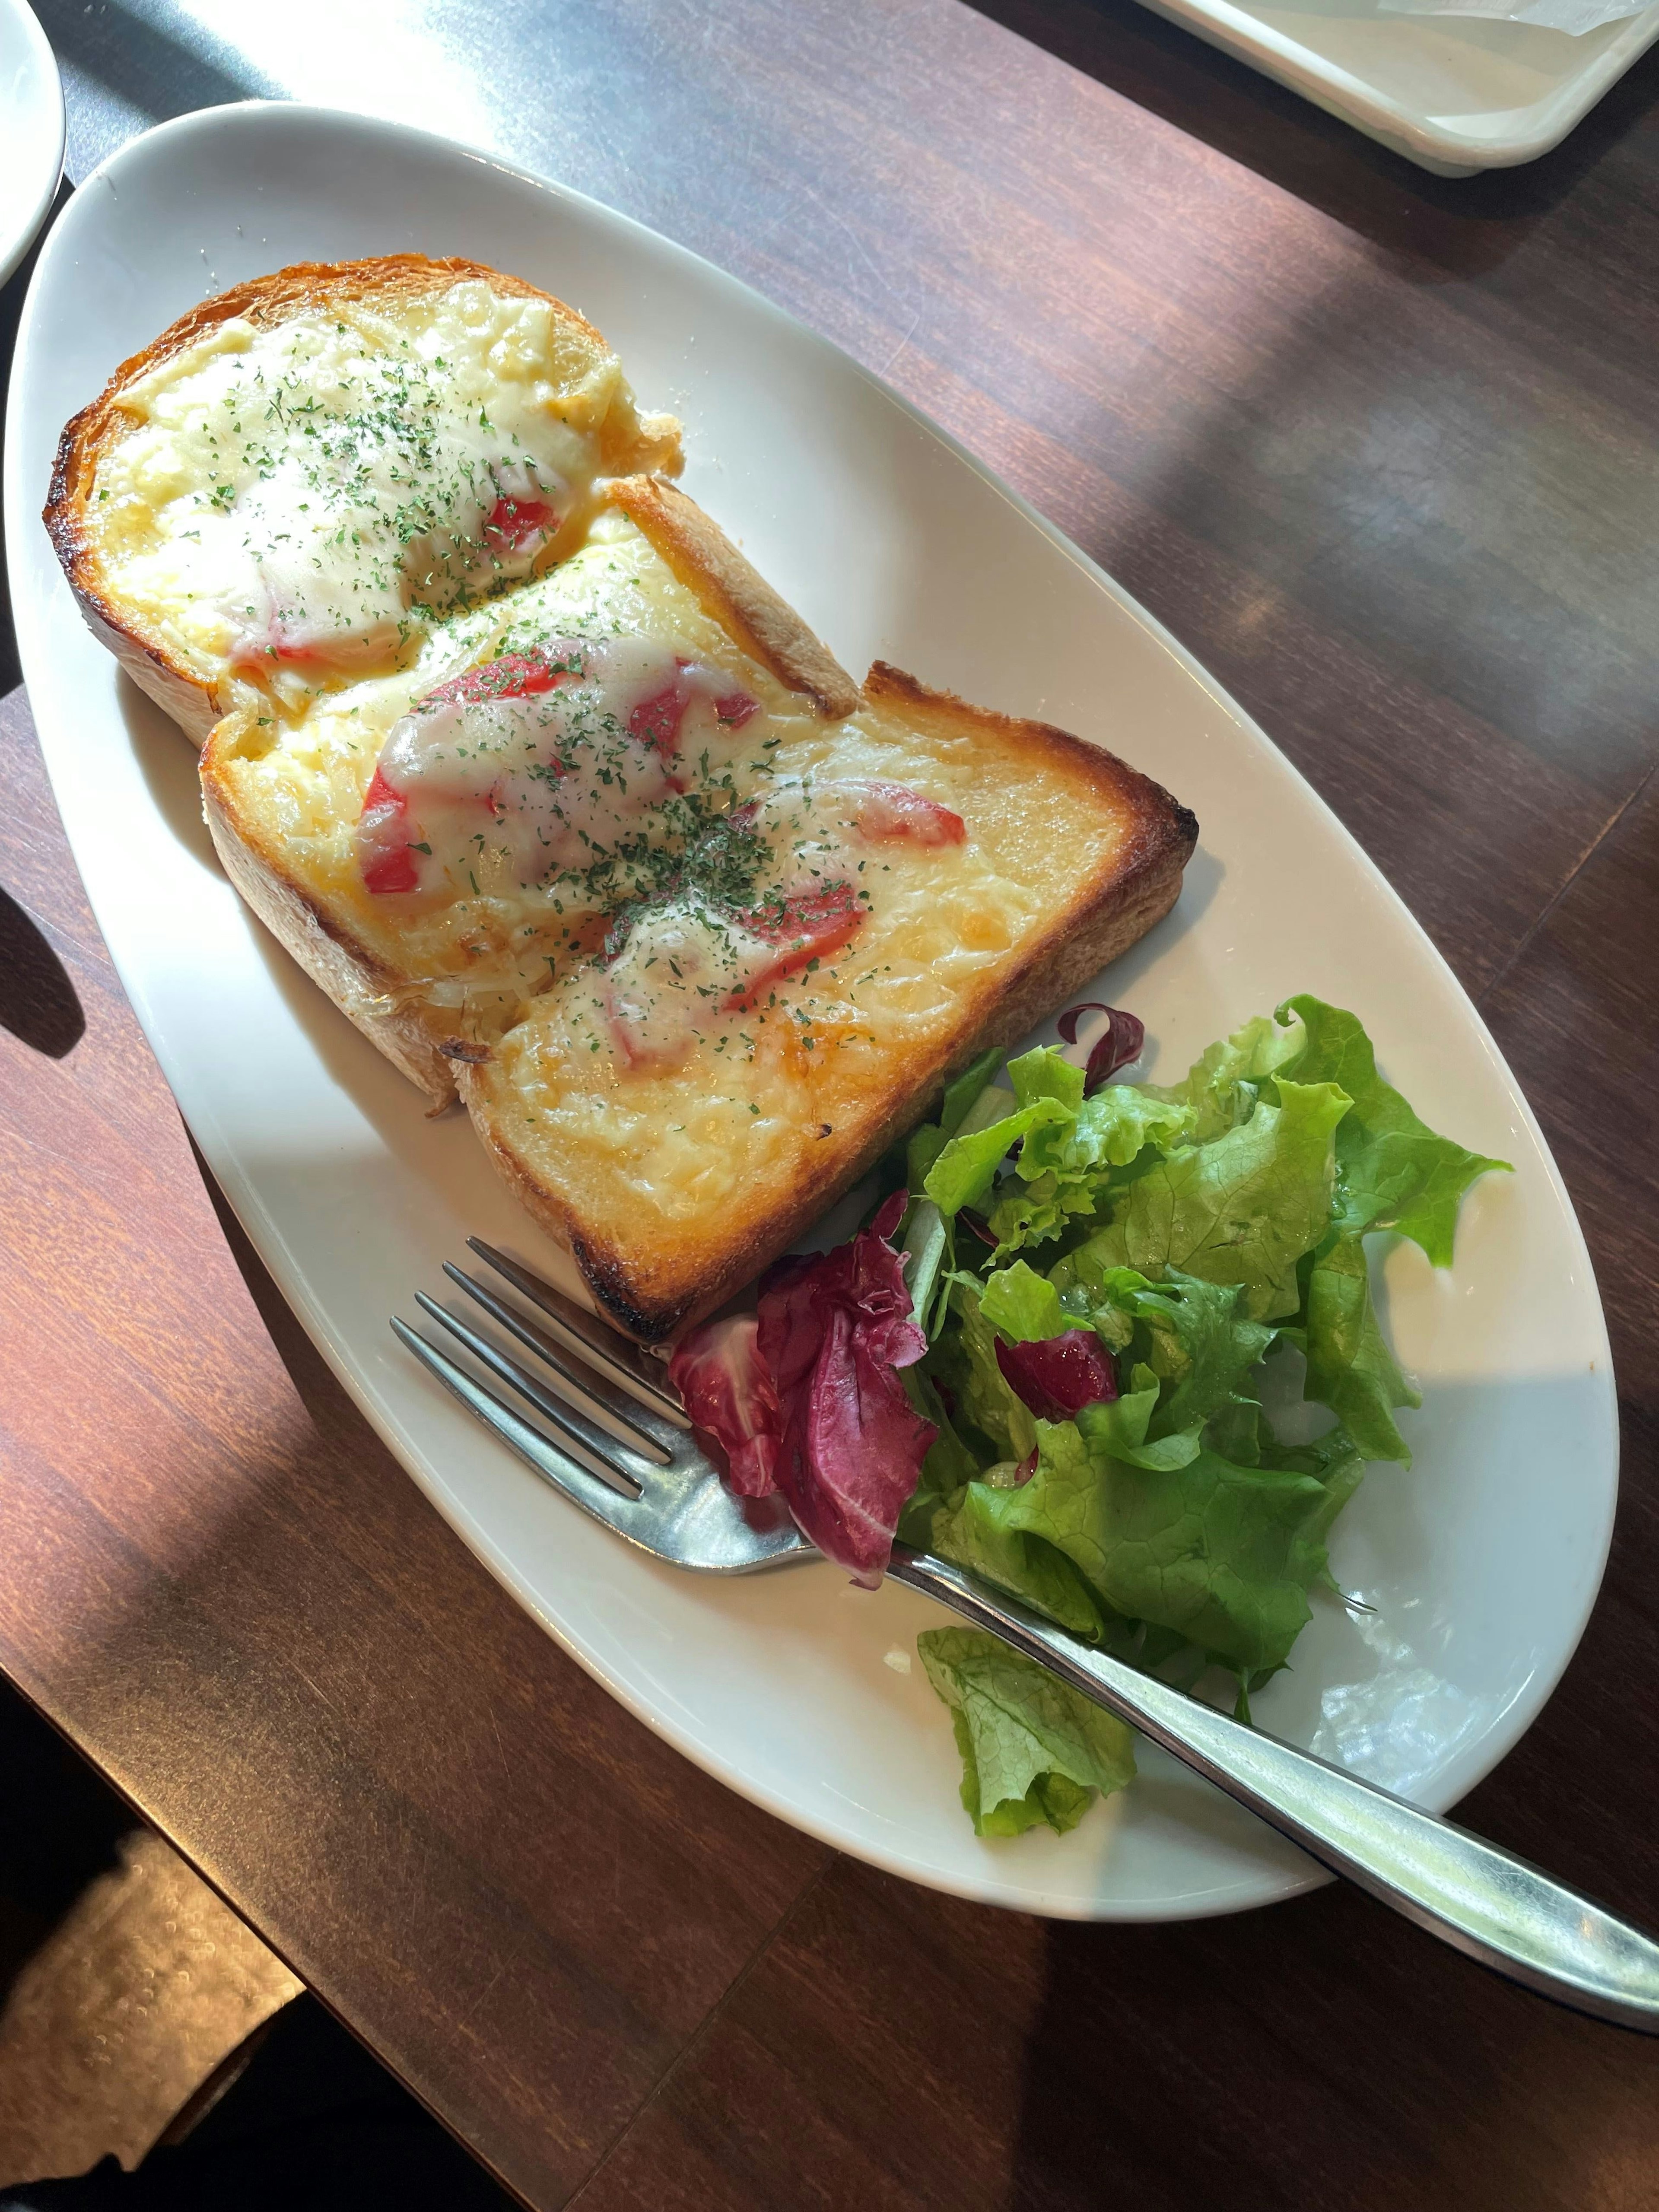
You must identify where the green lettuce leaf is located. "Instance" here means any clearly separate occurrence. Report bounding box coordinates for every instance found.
[1149,1007,1310,1143]
[987,1084,1195,1253]
[1299,1232,1421,1465]
[916,1481,1110,1640]
[1277,995,1509,1264]
[901,1364,983,1511]
[896,996,1508,1841]
[983,1414,1351,1674]
[922,1096,1071,1218]
[1054,1265,1277,1440]
[979,1260,1066,1343]
[917,1627,1135,1837]
[1074,1368,1204,1470]
[915,1045,1194,1257]
[928,1278,1037,1464]
[899,1198,953,1341]
[1054,1078,1351,1322]
[941,1048,1007,1137]
[1007,1046,1086,1113]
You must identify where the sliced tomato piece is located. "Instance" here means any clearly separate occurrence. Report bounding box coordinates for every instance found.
[483,495,557,553]
[715,690,759,727]
[853,780,966,846]
[628,681,688,757]
[359,766,420,895]
[420,648,576,712]
[724,883,864,1010]
[363,848,420,896]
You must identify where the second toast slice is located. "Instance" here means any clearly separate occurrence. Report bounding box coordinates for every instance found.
[461,655,1196,1339]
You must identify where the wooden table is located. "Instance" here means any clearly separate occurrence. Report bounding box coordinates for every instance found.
[3,4,1659,2204]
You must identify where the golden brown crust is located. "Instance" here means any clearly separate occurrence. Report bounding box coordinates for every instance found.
[469,661,1198,1341]
[45,255,682,745]
[607,476,861,718]
[200,718,460,1107]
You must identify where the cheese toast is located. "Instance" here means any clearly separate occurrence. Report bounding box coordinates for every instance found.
[461,649,1196,1340]
[46,255,681,743]
[196,475,1196,1294]
[49,267,1197,1341]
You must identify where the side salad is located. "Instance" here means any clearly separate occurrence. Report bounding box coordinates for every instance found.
[671,996,1507,1840]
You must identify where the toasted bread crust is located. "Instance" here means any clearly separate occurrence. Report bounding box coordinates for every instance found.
[46,255,682,744]
[463,661,1198,1341]
[608,477,861,718]
[200,719,460,1108]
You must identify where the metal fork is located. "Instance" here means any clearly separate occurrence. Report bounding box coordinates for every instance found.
[397,1241,1659,2033]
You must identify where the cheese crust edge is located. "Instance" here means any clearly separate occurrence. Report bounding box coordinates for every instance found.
[607,475,861,719]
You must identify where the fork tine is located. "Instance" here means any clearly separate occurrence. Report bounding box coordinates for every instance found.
[413,1295,648,1495]
[466,1239,687,1420]
[442,1264,676,1461]
[397,1306,816,1574]
[393,1319,650,1525]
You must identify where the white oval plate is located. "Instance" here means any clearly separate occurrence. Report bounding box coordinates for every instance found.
[0,0,62,287]
[4,103,1617,1921]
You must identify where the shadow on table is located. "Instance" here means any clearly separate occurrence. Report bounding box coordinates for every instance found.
[0,888,84,1059]
[969,0,1659,268]
[0,1998,515,2212]
[29,0,276,137]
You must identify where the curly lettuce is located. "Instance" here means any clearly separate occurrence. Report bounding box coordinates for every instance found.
[898,997,1506,1826]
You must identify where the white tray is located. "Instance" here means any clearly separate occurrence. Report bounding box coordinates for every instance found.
[1136,0,1659,172]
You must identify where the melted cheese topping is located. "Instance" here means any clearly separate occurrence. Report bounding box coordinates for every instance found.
[360,636,756,902]
[487,718,1060,1238]
[212,513,1135,1281]
[89,280,639,712]
[470,591,1132,1263]
[209,520,830,1039]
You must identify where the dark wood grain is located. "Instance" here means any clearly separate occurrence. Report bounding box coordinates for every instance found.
[3,0,1659,2203]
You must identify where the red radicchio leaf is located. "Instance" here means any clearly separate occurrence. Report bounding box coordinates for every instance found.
[751,1188,936,1586]
[667,1191,935,1584]
[667,1313,782,1497]
[1056,1001,1146,1095]
[995,1331,1119,1422]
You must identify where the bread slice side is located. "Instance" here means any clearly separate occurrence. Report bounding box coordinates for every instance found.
[200,710,466,1109]
[461,660,1197,1342]
[47,255,683,744]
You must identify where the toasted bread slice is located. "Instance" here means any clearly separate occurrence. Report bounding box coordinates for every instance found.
[197,474,1195,1319]
[197,485,863,1104]
[54,250,1195,1328]
[460,652,1196,1340]
[46,255,681,744]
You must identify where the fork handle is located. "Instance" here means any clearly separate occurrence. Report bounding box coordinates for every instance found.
[888,1545,1659,2031]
